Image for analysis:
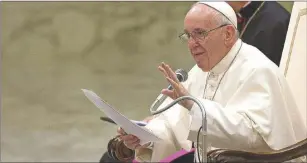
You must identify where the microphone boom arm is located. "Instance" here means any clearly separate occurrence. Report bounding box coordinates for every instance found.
[149,94,168,113]
[150,95,207,163]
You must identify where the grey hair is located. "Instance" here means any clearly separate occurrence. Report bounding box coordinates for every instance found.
[215,12,240,38]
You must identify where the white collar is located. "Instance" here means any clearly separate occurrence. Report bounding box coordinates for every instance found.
[210,39,242,74]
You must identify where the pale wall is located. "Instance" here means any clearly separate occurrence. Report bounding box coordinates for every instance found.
[1,2,194,161]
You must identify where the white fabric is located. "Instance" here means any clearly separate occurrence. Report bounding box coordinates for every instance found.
[197,1,237,28]
[134,38,306,162]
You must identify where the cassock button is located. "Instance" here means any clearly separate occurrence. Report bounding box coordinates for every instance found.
[205,95,213,100]
[210,73,219,81]
[210,84,216,90]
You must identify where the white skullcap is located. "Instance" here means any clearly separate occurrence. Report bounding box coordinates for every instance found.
[196,1,237,29]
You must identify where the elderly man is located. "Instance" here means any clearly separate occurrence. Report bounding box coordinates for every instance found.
[118,2,305,162]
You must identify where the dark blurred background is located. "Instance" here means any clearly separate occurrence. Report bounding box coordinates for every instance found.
[0,2,294,162]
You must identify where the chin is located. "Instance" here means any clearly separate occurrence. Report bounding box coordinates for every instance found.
[196,63,210,72]
[196,63,204,70]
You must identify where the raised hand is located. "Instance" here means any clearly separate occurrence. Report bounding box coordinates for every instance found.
[158,62,194,110]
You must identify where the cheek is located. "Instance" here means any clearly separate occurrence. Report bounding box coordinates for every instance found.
[204,36,223,54]
[198,38,213,53]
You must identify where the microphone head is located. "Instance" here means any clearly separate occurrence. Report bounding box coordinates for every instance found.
[175,69,188,82]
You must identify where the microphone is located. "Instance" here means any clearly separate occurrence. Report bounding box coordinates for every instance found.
[149,69,188,112]
[149,69,208,162]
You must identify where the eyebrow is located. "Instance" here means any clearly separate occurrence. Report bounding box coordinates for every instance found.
[184,28,206,33]
[194,28,205,32]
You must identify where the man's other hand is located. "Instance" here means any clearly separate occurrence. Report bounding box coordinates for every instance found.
[117,127,150,150]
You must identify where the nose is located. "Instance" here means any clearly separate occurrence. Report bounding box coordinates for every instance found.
[187,37,199,49]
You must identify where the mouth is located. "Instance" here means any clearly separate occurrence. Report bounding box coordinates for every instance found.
[193,52,204,57]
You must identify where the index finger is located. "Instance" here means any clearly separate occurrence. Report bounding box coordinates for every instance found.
[166,77,181,92]
[158,65,169,79]
[162,63,179,83]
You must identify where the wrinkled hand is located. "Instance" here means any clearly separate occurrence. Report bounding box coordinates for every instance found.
[117,127,150,150]
[117,116,153,150]
[158,62,194,110]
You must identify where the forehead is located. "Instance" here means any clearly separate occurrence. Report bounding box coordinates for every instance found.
[184,4,216,31]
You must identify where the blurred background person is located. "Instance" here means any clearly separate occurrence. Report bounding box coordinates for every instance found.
[227,1,290,66]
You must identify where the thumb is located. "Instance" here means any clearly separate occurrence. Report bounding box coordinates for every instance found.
[161,89,175,99]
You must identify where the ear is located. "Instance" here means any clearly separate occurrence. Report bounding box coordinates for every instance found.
[224,26,236,46]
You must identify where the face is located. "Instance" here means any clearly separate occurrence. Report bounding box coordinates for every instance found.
[182,4,230,71]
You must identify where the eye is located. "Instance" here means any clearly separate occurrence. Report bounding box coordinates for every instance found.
[192,30,206,38]
[200,31,208,37]
[195,31,204,35]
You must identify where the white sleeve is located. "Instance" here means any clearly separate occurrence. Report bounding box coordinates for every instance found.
[135,114,178,162]
[188,68,281,150]
[189,99,265,150]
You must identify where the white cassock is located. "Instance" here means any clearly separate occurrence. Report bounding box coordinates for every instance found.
[134,39,306,162]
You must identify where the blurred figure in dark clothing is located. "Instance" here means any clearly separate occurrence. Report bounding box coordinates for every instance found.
[227,1,290,66]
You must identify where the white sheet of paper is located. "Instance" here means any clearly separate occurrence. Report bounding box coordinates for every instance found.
[81,89,161,145]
